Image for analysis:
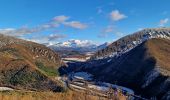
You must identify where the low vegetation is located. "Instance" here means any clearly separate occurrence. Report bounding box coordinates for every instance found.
[0,90,127,100]
[35,61,59,76]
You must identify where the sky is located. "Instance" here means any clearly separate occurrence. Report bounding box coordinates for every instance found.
[0,0,170,44]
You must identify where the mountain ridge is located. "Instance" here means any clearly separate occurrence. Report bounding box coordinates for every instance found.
[90,28,170,60]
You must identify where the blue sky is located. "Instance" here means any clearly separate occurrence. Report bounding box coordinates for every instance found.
[0,0,170,44]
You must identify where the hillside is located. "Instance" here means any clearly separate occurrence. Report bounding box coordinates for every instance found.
[91,28,170,60]
[0,34,64,92]
[82,38,170,99]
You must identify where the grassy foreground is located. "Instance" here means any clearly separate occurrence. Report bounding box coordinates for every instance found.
[0,90,127,100]
[0,90,99,100]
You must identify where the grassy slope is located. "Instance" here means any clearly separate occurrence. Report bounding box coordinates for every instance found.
[0,43,63,92]
[146,38,170,73]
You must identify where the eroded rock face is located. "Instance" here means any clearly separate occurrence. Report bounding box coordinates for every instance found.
[30,45,61,64]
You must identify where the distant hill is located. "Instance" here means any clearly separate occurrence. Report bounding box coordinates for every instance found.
[0,34,64,92]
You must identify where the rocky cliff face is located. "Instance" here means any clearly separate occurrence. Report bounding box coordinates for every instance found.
[26,42,62,66]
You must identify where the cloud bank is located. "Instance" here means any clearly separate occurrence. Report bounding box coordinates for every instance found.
[0,15,88,37]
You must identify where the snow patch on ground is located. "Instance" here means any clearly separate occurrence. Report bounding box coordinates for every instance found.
[63,57,87,62]
[69,84,86,90]
[72,72,93,81]
[0,87,14,91]
[107,59,112,62]
[100,82,134,94]
[88,84,108,91]
[142,68,160,88]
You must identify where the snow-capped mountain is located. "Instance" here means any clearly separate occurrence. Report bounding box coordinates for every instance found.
[91,28,170,60]
[45,39,98,54]
[49,39,97,48]
[45,39,110,53]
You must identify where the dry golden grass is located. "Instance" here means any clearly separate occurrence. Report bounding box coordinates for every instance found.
[145,38,170,71]
[0,44,64,91]
[0,90,127,100]
[0,91,98,100]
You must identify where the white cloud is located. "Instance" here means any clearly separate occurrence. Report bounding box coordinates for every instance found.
[110,10,127,21]
[159,18,169,26]
[24,33,67,44]
[0,27,35,36]
[0,24,58,37]
[0,15,88,37]
[53,15,88,29]
[53,15,70,23]
[48,34,67,41]
[63,21,87,29]
[40,23,59,29]
[0,28,15,34]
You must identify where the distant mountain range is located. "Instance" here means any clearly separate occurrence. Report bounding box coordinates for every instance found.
[47,39,97,52]
[45,39,110,57]
[49,39,96,48]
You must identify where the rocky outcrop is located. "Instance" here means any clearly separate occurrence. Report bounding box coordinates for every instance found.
[27,43,62,65]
